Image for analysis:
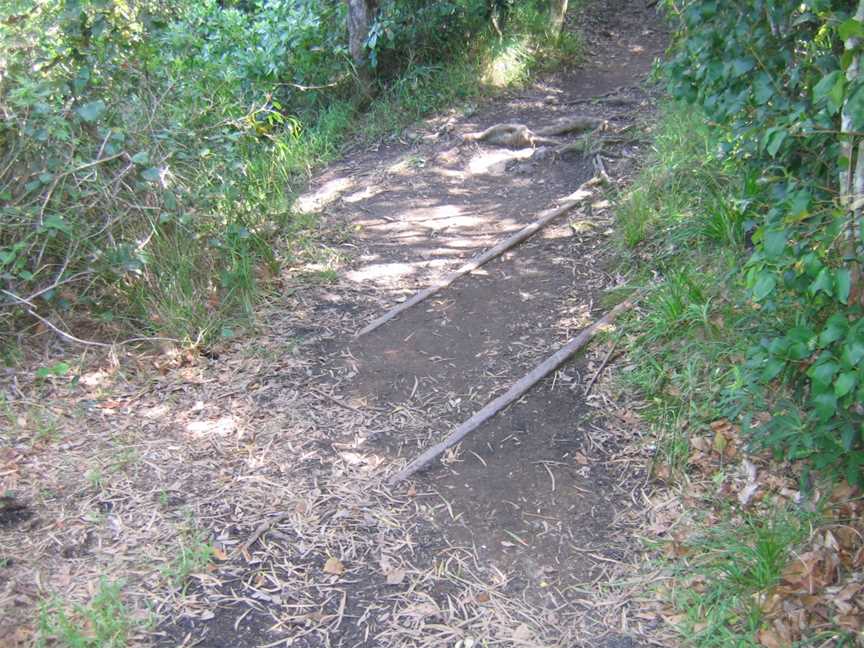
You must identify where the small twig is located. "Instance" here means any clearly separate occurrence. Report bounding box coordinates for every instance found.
[24,307,111,348]
[310,387,365,415]
[3,290,179,347]
[275,79,345,91]
[0,271,92,310]
[232,512,291,559]
[540,462,556,492]
[584,341,618,395]
[593,153,611,183]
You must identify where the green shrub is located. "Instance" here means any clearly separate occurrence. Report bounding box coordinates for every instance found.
[664,0,864,483]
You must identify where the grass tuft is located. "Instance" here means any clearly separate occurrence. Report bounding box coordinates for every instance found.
[664,507,813,646]
[37,579,141,648]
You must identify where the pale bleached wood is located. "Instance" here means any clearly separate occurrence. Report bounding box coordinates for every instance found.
[388,290,644,485]
[356,182,598,338]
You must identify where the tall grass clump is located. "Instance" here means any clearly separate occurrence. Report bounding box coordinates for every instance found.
[612,102,762,469]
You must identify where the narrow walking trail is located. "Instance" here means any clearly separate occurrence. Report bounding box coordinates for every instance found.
[160,1,666,645]
[0,2,667,646]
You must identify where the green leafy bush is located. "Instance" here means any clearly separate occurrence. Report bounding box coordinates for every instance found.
[664,0,864,481]
[1,0,347,347]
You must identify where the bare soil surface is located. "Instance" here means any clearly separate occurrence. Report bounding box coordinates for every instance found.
[0,1,667,646]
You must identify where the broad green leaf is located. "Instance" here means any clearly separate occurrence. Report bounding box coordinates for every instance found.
[76,100,106,123]
[730,58,755,77]
[752,271,776,301]
[788,326,816,344]
[753,73,774,105]
[845,83,864,131]
[829,74,846,113]
[842,424,858,451]
[819,314,849,347]
[763,228,787,259]
[812,390,838,422]
[809,267,834,296]
[42,215,73,234]
[765,127,787,157]
[131,151,149,165]
[35,361,70,379]
[839,18,864,41]
[835,371,857,397]
[769,337,791,356]
[835,267,851,304]
[808,359,838,386]
[788,341,811,361]
[813,71,840,102]
[843,340,864,366]
[762,357,786,381]
[813,70,845,114]
[141,167,161,182]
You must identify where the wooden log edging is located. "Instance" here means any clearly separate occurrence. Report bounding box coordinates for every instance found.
[355,181,599,338]
[388,290,645,485]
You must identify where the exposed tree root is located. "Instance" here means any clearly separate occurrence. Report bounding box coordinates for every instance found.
[555,135,629,156]
[461,116,622,165]
[462,123,560,148]
[462,116,603,149]
[535,116,603,136]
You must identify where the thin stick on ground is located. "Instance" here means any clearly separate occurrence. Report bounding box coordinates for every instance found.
[232,512,291,559]
[356,181,599,338]
[584,340,617,396]
[388,291,646,485]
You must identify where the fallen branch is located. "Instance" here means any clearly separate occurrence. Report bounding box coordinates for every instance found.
[388,290,645,485]
[356,181,600,338]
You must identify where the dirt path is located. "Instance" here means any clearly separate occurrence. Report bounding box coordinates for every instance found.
[1,2,666,647]
[163,2,664,644]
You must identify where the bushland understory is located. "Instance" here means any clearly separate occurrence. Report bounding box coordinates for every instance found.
[3,1,864,647]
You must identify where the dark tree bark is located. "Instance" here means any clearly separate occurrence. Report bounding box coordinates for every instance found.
[346,0,378,98]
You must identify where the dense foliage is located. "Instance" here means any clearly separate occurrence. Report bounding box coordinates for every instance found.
[0,0,564,353]
[665,0,864,481]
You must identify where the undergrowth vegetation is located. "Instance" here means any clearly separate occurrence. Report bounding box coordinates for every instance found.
[614,97,864,648]
[0,0,579,355]
[658,0,864,486]
[613,30,864,643]
[37,578,142,648]
[613,103,754,467]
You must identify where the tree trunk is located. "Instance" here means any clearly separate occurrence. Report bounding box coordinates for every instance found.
[346,0,378,98]
[549,0,568,40]
[840,0,864,305]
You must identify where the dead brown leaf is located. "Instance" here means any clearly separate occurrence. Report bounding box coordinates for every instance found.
[757,627,787,648]
[323,557,345,575]
[385,567,406,585]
